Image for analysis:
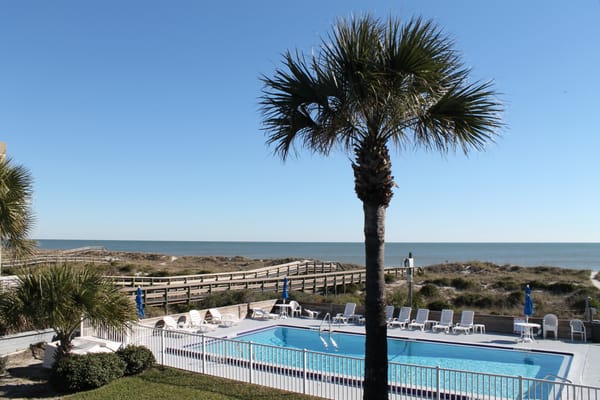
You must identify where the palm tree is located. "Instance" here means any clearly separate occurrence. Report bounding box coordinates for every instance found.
[0,157,35,275]
[0,264,137,356]
[260,15,502,400]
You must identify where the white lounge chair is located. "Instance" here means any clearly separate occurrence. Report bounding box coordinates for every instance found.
[189,310,217,332]
[408,308,430,331]
[304,309,320,319]
[389,306,411,329]
[208,308,239,327]
[453,310,475,335]
[570,319,586,342]
[334,303,356,324]
[432,309,454,333]
[251,308,278,320]
[384,305,395,326]
[543,313,558,339]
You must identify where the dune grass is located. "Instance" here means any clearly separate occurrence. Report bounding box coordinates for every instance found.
[63,366,318,400]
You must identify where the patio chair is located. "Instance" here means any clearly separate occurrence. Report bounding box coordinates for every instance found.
[384,305,395,325]
[208,308,239,327]
[189,310,217,332]
[333,303,356,324]
[251,308,278,320]
[452,310,474,335]
[304,309,321,319]
[543,313,558,339]
[408,308,430,331]
[432,309,454,333]
[389,306,411,329]
[289,300,303,317]
[570,319,586,342]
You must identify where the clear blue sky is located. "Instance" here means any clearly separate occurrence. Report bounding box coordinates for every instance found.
[1,1,599,242]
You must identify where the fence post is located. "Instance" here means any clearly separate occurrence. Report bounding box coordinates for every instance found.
[249,342,253,384]
[303,348,307,395]
[160,329,165,366]
[436,366,441,400]
[202,334,206,374]
[519,376,523,399]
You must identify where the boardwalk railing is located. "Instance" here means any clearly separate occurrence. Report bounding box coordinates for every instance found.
[85,322,600,400]
[120,268,369,309]
[107,260,341,287]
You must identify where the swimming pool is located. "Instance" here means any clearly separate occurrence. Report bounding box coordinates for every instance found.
[229,326,571,380]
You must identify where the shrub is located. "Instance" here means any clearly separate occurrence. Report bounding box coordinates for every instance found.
[451,278,476,290]
[384,274,397,284]
[426,278,450,287]
[419,284,439,298]
[427,300,451,311]
[117,345,155,375]
[51,352,126,392]
[547,282,575,294]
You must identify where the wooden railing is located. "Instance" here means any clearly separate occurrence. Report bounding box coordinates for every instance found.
[107,260,340,287]
[123,266,408,310]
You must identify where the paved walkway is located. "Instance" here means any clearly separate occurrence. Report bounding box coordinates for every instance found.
[208,316,600,388]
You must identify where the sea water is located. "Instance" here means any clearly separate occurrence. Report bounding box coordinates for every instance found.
[36,239,600,269]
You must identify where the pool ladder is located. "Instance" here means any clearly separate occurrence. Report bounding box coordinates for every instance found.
[319,312,333,332]
[318,313,338,349]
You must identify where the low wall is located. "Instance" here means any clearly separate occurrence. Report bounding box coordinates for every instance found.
[0,329,55,356]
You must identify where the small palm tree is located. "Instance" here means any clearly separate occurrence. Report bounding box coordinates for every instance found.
[0,157,35,275]
[260,15,502,400]
[0,264,136,356]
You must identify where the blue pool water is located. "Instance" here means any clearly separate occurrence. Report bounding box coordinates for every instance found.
[232,326,571,380]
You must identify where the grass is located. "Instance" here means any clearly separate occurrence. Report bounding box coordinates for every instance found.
[64,366,319,400]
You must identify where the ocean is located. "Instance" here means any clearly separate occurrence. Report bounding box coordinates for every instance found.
[35,240,600,270]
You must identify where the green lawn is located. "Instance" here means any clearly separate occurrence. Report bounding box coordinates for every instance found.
[63,366,319,400]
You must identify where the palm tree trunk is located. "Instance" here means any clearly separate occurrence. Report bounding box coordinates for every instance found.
[363,202,388,400]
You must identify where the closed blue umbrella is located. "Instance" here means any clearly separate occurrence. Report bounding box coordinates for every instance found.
[282,276,289,304]
[136,287,145,319]
[524,285,534,322]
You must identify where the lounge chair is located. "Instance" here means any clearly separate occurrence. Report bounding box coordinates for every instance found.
[189,310,217,332]
[289,300,303,317]
[543,313,558,339]
[408,308,430,331]
[452,310,475,335]
[304,309,320,319]
[570,319,586,342]
[384,305,395,326]
[333,303,356,324]
[251,308,278,320]
[432,309,454,333]
[208,308,239,327]
[389,306,411,329]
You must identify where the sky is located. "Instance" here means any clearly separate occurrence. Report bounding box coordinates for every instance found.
[1,1,599,243]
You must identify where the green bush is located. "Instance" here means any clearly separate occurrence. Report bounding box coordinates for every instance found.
[419,284,439,297]
[51,352,126,392]
[117,345,155,375]
[547,282,575,294]
[426,278,450,287]
[450,278,476,290]
[427,300,452,311]
[384,274,397,284]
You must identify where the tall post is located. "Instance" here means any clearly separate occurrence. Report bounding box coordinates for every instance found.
[405,252,414,308]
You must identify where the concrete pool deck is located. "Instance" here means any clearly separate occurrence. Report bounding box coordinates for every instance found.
[205,316,600,388]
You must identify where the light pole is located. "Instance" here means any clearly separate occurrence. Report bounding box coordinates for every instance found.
[405,252,414,308]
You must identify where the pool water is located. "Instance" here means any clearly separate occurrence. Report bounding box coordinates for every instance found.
[232,326,571,380]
